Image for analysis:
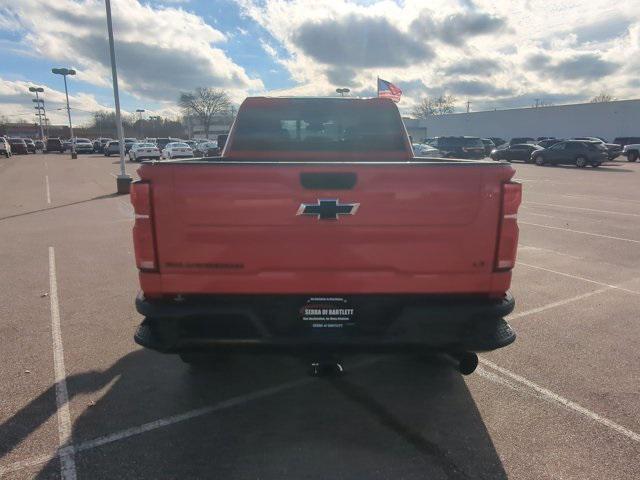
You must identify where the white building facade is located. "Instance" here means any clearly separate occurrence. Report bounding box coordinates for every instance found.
[403,99,639,142]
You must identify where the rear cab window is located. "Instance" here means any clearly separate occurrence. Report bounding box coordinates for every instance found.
[228,98,408,159]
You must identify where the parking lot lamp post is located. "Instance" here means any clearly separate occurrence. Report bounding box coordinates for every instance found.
[136,109,145,139]
[29,87,45,139]
[104,0,131,194]
[51,68,77,158]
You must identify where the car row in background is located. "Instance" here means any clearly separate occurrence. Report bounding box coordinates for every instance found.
[490,140,608,167]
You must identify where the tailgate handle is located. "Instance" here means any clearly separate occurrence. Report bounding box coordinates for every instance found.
[300,172,357,190]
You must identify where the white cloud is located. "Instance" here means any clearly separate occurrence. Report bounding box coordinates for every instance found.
[2,0,263,104]
[0,77,118,125]
[239,0,640,112]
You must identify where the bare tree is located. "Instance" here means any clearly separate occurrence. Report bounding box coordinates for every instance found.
[590,91,615,103]
[179,88,231,139]
[411,95,457,118]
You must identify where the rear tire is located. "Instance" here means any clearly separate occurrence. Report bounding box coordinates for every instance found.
[628,151,638,162]
[534,154,545,166]
[591,162,601,168]
[575,155,588,168]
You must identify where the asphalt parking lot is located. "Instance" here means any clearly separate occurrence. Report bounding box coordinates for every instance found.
[1,152,639,480]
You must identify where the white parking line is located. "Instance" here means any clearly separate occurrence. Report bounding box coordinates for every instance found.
[45,175,51,205]
[0,357,380,475]
[525,201,640,218]
[563,193,640,206]
[518,262,640,296]
[48,247,77,480]
[508,287,611,320]
[478,359,640,443]
[519,221,640,244]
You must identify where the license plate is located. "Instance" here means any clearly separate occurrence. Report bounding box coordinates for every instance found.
[300,297,356,332]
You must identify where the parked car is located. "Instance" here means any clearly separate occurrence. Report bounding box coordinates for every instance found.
[489,137,506,147]
[428,136,485,159]
[537,138,562,149]
[481,138,495,156]
[192,141,219,157]
[46,138,64,153]
[73,138,94,154]
[103,140,120,156]
[161,142,193,159]
[621,143,639,162]
[93,138,113,153]
[24,138,36,153]
[508,137,536,145]
[124,138,138,154]
[490,143,542,162]
[8,138,28,155]
[34,140,45,151]
[531,140,607,167]
[536,136,556,141]
[62,139,72,152]
[128,142,161,162]
[412,143,441,158]
[613,137,640,148]
[156,137,177,152]
[572,137,621,160]
[0,137,11,157]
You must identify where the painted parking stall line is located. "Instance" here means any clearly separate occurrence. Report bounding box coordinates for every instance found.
[478,359,640,444]
[45,175,51,205]
[524,201,640,218]
[519,221,640,245]
[48,246,77,480]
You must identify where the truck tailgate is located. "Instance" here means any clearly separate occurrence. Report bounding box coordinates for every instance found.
[140,162,516,295]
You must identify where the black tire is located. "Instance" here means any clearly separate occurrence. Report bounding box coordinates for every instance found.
[575,155,588,168]
[534,154,545,166]
[591,162,601,168]
[628,151,638,162]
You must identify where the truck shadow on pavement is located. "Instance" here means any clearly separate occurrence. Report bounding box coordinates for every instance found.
[0,193,122,222]
[1,350,507,479]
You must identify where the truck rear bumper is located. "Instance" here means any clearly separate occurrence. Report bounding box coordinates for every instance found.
[134,292,516,354]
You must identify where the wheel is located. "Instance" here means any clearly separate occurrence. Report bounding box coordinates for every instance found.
[534,154,545,166]
[628,151,638,162]
[591,162,601,168]
[575,155,588,168]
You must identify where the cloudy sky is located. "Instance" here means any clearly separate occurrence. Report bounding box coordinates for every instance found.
[0,0,638,125]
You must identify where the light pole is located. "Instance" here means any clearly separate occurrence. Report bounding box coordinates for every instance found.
[51,68,77,158]
[29,87,45,140]
[104,0,131,194]
[336,88,350,97]
[136,109,145,139]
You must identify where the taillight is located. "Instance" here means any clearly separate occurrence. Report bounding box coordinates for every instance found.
[130,181,158,271]
[495,181,522,271]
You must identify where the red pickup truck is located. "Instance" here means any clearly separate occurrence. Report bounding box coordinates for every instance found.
[131,97,521,374]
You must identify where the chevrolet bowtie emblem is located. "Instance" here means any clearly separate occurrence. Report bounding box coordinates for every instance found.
[296,199,360,220]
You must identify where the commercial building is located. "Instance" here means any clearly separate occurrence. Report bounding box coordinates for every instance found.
[403,98,640,142]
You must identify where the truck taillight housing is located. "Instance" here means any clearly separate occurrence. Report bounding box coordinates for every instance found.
[130,181,158,271]
[495,181,522,271]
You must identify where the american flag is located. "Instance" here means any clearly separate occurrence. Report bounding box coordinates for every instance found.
[377,78,402,103]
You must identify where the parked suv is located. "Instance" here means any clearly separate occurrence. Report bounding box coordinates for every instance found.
[613,137,640,148]
[0,137,11,157]
[532,140,607,167]
[104,140,120,156]
[622,143,639,162]
[428,136,485,159]
[24,138,36,153]
[46,138,64,153]
[8,138,28,154]
[572,137,621,160]
[508,137,536,145]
